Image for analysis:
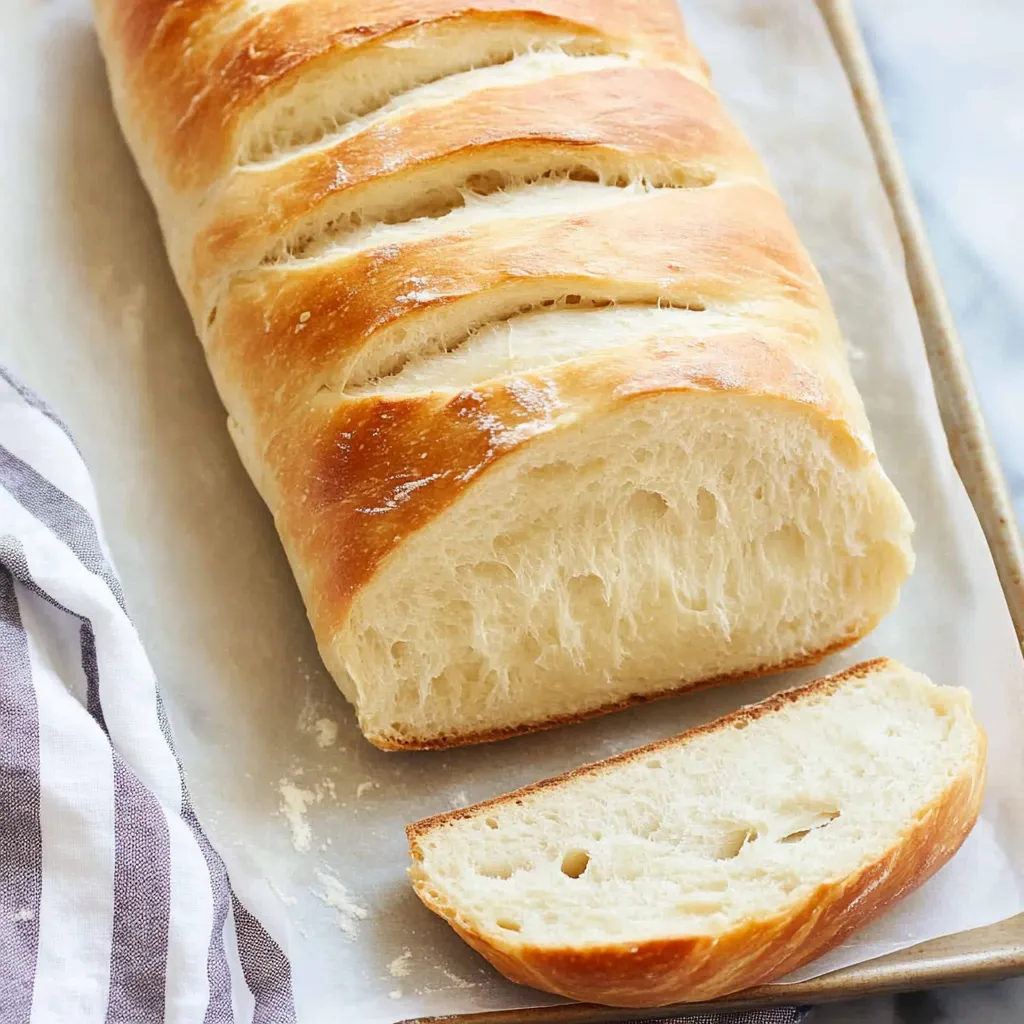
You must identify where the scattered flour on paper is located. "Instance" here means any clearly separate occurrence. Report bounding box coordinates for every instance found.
[388,950,413,978]
[314,869,369,939]
[278,781,317,853]
[389,990,402,1000]
[11,908,34,922]
[356,780,379,799]
[278,770,338,852]
[441,968,476,990]
[410,966,479,997]
[294,668,339,748]
[295,677,320,736]
[448,790,468,809]
[314,717,338,747]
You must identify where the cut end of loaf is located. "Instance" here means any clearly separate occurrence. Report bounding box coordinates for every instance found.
[406,659,986,1006]
[326,386,913,750]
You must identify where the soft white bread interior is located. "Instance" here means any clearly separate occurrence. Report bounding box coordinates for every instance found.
[407,659,986,1006]
[338,385,912,748]
[92,0,914,749]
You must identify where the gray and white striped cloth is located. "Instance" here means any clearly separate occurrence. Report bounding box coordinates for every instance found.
[0,368,294,1024]
[0,365,811,1024]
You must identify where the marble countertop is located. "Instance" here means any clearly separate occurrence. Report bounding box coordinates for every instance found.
[807,3,1024,1020]
[858,0,1024,526]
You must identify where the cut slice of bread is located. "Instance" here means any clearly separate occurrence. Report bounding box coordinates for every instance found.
[406,659,986,1007]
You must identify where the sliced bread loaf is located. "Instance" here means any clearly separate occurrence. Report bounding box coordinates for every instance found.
[407,659,986,1006]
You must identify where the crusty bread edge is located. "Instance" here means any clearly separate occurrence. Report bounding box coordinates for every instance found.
[406,659,987,1006]
[368,628,876,751]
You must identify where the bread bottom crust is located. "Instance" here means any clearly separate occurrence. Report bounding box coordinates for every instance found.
[365,627,869,750]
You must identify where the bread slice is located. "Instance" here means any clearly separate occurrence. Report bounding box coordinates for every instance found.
[407,659,986,1007]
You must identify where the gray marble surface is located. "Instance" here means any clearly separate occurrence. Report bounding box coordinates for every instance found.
[805,2,1024,1021]
[858,0,1024,525]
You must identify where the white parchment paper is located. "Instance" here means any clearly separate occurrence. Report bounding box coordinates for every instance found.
[2,0,1023,1020]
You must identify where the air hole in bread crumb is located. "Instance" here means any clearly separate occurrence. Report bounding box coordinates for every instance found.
[717,828,757,860]
[560,849,590,878]
[733,719,750,731]
[780,830,809,844]
[484,817,499,830]
[628,490,670,523]
[754,485,765,500]
[779,810,840,844]
[646,758,663,769]
[206,306,218,328]
[477,863,515,879]
[566,166,601,184]
[696,487,718,522]
[496,918,521,932]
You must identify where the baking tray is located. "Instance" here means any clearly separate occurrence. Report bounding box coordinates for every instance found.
[404,0,1024,1019]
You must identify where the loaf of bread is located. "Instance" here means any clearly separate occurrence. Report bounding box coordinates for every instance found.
[407,659,986,1006]
[92,1,914,748]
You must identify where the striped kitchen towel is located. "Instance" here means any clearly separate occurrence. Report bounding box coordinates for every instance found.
[0,365,812,1024]
[0,368,295,1024]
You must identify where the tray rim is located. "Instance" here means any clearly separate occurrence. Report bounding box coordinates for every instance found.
[404,1,1024,1019]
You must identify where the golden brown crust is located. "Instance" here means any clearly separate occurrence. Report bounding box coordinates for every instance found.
[207,183,832,443]
[406,661,988,1005]
[264,334,864,648]
[204,178,857,670]
[94,0,705,191]
[190,66,765,309]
